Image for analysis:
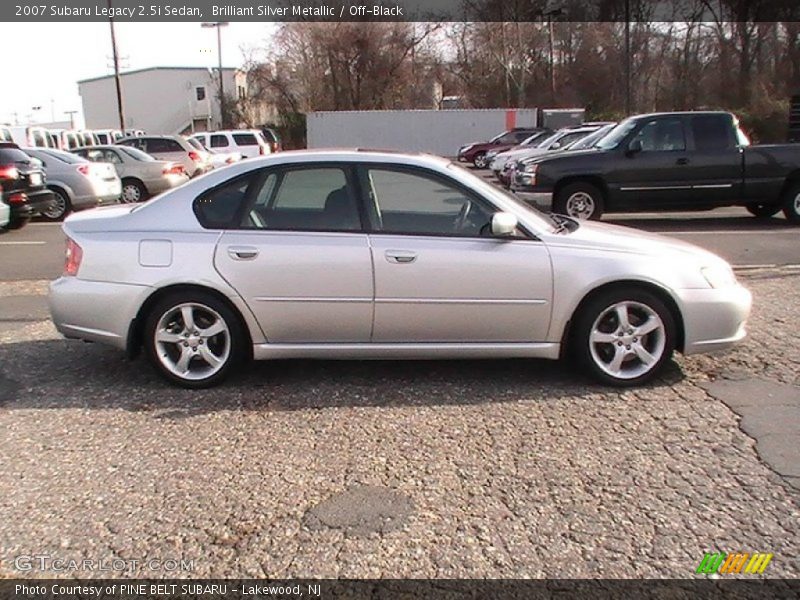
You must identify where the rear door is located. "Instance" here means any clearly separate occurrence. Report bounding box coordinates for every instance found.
[211,164,374,343]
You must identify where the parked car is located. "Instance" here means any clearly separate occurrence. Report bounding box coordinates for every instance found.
[48,150,750,389]
[118,135,212,178]
[494,125,603,186]
[190,130,271,159]
[73,145,190,203]
[0,185,10,229]
[457,128,544,168]
[23,147,121,221]
[93,129,124,145]
[187,136,243,169]
[260,127,282,153]
[483,130,553,172]
[511,111,800,222]
[0,142,55,229]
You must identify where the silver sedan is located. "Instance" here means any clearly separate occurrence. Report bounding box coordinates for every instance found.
[48,151,751,388]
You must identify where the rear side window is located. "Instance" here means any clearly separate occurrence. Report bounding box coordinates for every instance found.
[261,129,278,143]
[233,133,258,146]
[194,175,254,229]
[146,138,184,153]
[691,115,733,151]
[210,134,229,148]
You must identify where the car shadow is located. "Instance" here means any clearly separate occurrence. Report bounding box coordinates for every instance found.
[606,215,795,231]
[0,338,685,418]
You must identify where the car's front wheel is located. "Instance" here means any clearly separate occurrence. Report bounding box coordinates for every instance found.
[554,182,605,220]
[746,203,781,218]
[782,183,800,223]
[143,291,246,388]
[572,288,676,386]
[472,152,488,169]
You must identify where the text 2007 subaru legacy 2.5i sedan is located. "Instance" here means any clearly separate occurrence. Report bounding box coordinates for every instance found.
[48,150,752,388]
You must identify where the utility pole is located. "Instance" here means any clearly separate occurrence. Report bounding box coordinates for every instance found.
[624,0,632,115]
[64,110,78,129]
[108,0,126,131]
[202,22,229,128]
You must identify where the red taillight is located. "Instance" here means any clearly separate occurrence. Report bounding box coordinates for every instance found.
[0,165,19,180]
[270,142,281,153]
[77,164,91,176]
[259,145,266,155]
[162,163,185,175]
[7,192,26,204]
[188,151,200,161]
[64,238,83,276]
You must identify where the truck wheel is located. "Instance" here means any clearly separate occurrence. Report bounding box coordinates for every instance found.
[782,184,800,224]
[554,182,605,220]
[472,152,488,169]
[746,203,781,219]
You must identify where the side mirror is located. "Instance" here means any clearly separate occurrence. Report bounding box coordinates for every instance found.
[626,139,643,155]
[491,212,518,237]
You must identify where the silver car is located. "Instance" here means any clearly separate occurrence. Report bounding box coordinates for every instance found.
[73,145,190,203]
[48,151,751,389]
[117,135,212,178]
[23,147,121,221]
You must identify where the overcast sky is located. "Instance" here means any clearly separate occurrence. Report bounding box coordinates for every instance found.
[0,22,276,127]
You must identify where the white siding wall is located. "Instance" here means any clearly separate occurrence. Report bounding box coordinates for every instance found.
[307,109,539,157]
[79,68,238,134]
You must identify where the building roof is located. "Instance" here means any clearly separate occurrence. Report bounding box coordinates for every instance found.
[78,66,237,85]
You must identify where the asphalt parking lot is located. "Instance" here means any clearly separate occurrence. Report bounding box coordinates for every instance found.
[1,206,799,578]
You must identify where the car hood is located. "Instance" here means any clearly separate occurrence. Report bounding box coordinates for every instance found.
[549,219,727,266]
[497,146,543,160]
[523,148,606,166]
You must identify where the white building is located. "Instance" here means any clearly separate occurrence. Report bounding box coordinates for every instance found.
[78,66,246,135]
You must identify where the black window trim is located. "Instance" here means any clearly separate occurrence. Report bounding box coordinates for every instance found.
[628,116,688,153]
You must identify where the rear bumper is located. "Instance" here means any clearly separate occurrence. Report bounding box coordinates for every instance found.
[677,284,752,355]
[48,277,150,350]
[144,174,189,195]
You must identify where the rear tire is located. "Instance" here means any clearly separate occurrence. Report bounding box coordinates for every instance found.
[121,179,147,203]
[554,182,605,220]
[143,291,247,388]
[571,288,676,387]
[746,203,781,219]
[41,188,71,221]
[781,183,800,223]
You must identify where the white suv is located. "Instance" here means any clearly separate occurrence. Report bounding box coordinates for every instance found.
[190,130,271,159]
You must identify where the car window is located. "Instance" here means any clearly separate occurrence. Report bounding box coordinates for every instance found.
[495,132,518,144]
[96,133,109,144]
[83,149,106,162]
[513,131,531,142]
[233,133,258,146]
[240,167,360,232]
[40,149,85,164]
[146,138,184,153]
[261,129,278,143]
[367,167,494,237]
[194,175,254,229]
[102,149,122,164]
[186,138,205,152]
[210,134,229,148]
[632,118,686,152]
[554,131,589,148]
[119,147,155,162]
[0,147,33,164]
[691,115,733,151]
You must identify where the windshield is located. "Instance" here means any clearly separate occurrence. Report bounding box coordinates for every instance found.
[187,137,205,151]
[535,130,570,149]
[595,118,638,150]
[567,124,617,150]
[119,146,155,161]
[520,131,549,146]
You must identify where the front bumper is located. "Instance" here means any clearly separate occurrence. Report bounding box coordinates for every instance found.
[677,284,752,355]
[48,277,151,350]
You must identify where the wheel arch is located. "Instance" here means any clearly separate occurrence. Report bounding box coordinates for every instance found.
[559,279,686,357]
[47,182,75,202]
[121,176,148,195]
[778,171,800,198]
[126,283,254,360]
[553,176,610,204]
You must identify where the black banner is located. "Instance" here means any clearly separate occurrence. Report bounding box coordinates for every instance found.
[3,580,800,600]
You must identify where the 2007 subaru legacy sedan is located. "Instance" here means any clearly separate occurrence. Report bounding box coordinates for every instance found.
[48,150,752,388]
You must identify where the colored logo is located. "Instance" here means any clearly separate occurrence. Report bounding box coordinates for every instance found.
[696,552,773,575]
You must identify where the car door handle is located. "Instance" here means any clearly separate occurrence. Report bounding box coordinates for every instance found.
[227,246,259,260]
[676,157,690,165]
[385,250,417,264]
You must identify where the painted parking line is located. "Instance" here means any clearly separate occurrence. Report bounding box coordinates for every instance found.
[0,241,47,246]
[652,229,795,235]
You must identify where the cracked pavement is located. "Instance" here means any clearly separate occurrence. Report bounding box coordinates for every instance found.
[0,273,798,579]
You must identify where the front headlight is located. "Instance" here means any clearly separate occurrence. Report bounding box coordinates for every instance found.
[522,163,539,175]
[702,264,737,288]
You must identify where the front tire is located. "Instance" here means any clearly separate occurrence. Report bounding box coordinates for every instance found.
[41,188,71,221]
[472,152,488,169]
[781,183,800,223]
[143,291,246,388]
[746,203,781,219]
[572,288,676,387]
[554,182,605,220]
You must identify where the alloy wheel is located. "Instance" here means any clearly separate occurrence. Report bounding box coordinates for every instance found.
[565,192,596,220]
[588,301,666,380]
[43,192,67,220]
[121,184,142,203]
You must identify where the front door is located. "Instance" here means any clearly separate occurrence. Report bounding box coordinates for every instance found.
[360,165,553,343]
[212,164,374,343]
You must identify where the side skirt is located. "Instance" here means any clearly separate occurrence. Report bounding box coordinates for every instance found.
[252,342,561,361]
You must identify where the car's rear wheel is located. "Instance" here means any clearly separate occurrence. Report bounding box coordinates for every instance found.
[473,152,488,169]
[121,179,146,203]
[41,188,71,221]
[782,183,800,223]
[572,288,676,386]
[746,203,781,218]
[554,182,605,220]
[144,291,246,388]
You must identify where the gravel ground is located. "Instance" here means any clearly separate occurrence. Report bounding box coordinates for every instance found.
[0,274,798,579]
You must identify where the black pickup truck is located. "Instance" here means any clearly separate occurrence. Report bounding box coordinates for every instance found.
[511,111,800,222]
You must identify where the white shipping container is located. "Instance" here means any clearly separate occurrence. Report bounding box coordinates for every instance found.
[307,109,539,157]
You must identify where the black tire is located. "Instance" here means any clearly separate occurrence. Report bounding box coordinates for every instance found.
[781,183,800,224]
[41,187,71,221]
[554,182,605,220]
[6,216,29,230]
[472,152,488,169]
[746,203,781,219]
[571,288,676,387]
[143,290,247,389]
[121,178,147,203]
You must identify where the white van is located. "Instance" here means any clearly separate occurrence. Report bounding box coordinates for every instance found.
[7,126,53,148]
[190,129,271,159]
